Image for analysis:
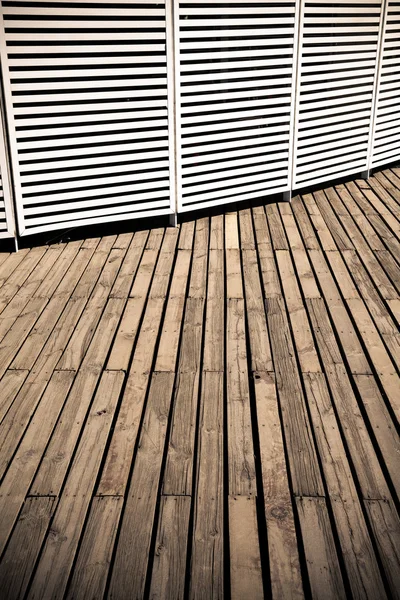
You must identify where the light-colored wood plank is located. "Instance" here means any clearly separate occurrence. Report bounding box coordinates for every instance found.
[0,369,28,424]
[189,217,209,299]
[253,372,303,600]
[296,497,346,600]
[209,214,224,250]
[266,296,324,497]
[190,371,224,600]
[226,248,243,299]
[108,372,175,600]
[252,206,281,298]
[107,296,146,371]
[276,250,321,373]
[239,208,255,250]
[56,248,126,370]
[242,249,272,372]
[0,247,47,315]
[149,496,191,600]
[229,496,263,600]
[163,371,199,495]
[227,298,256,496]
[225,212,240,249]
[28,371,124,600]
[66,496,122,600]
[0,371,74,554]
[364,499,400,600]
[178,297,205,373]
[109,231,147,298]
[0,497,57,600]
[98,297,165,495]
[203,249,224,372]
[178,219,195,250]
[303,372,387,600]
[266,203,289,250]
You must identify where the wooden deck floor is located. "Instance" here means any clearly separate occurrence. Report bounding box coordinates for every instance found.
[0,167,399,599]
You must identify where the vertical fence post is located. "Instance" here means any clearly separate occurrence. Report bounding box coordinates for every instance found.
[286,0,304,201]
[365,0,389,179]
[166,0,181,226]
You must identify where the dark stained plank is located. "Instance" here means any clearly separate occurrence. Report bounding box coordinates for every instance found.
[149,496,191,600]
[0,497,57,600]
[295,497,346,600]
[108,372,175,600]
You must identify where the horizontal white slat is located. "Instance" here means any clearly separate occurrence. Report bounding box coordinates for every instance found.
[299,109,371,130]
[11,89,168,103]
[182,150,288,171]
[11,76,167,91]
[179,18,295,26]
[179,184,288,213]
[5,32,166,41]
[23,193,169,215]
[179,28,295,38]
[294,165,365,189]
[183,164,288,186]
[16,108,167,127]
[19,139,168,161]
[13,99,167,115]
[16,118,168,139]
[182,175,288,203]
[297,134,368,157]
[182,124,289,146]
[182,87,291,104]
[4,19,166,29]
[297,142,368,166]
[7,43,166,54]
[182,114,290,136]
[10,66,167,79]
[296,150,368,175]
[182,134,289,157]
[2,7,165,17]
[180,57,293,72]
[180,7,294,15]
[22,167,169,194]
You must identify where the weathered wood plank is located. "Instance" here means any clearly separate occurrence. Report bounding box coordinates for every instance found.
[276,250,321,373]
[252,206,281,298]
[226,298,257,496]
[0,369,28,424]
[229,496,263,600]
[225,212,240,249]
[178,297,205,373]
[239,208,255,250]
[66,496,122,600]
[226,248,243,299]
[178,220,195,250]
[266,296,324,497]
[253,372,303,600]
[149,496,191,600]
[364,499,400,600]
[190,371,224,600]
[203,249,224,372]
[0,371,74,554]
[108,372,175,600]
[266,203,289,250]
[303,372,388,600]
[163,371,199,495]
[109,230,147,298]
[295,497,346,600]
[0,247,47,315]
[189,217,209,299]
[242,249,272,372]
[0,497,57,600]
[28,371,124,600]
[56,248,126,370]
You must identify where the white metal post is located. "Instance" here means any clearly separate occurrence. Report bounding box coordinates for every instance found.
[287,0,305,200]
[366,0,389,178]
[166,0,181,226]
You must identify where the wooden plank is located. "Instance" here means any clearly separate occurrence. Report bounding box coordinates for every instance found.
[226,248,243,299]
[203,249,224,372]
[291,196,320,250]
[239,208,255,250]
[149,496,191,600]
[253,372,303,600]
[65,496,122,600]
[190,371,224,600]
[178,220,195,250]
[0,369,28,424]
[0,371,74,554]
[266,296,324,497]
[109,230,147,298]
[113,231,134,249]
[225,212,240,249]
[107,296,146,371]
[28,371,124,600]
[98,297,165,496]
[209,214,224,250]
[0,248,47,315]
[301,194,337,251]
[0,248,29,289]
[10,245,100,370]
[266,203,289,250]
[229,496,263,600]
[242,249,272,372]
[295,497,346,600]
[276,250,321,373]
[307,251,371,374]
[108,372,175,600]
[252,206,281,298]
[163,371,199,495]
[226,297,257,496]
[0,497,57,600]
[354,374,400,500]
[364,499,400,600]
[303,372,387,599]
[56,248,126,370]
[149,229,179,299]
[188,217,209,299]
[178,297,205,373]
[129,248,159,299]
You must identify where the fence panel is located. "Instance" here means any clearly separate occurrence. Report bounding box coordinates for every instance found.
[177,0,299,212]
[0,0,174,236]
[293,0,383,189]
[371,0,400,168]
[0,87,15,239]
